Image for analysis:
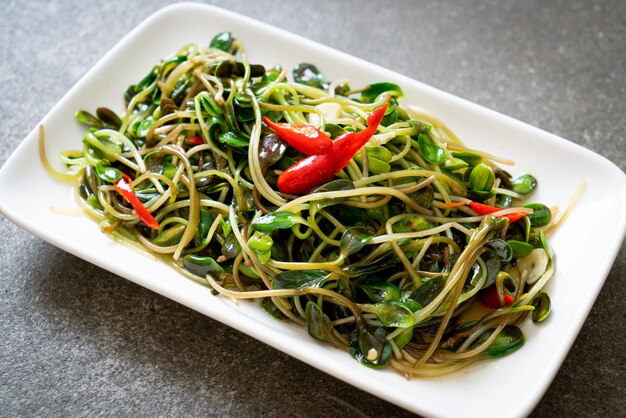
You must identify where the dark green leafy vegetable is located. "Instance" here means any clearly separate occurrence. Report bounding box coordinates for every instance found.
[360,302,414,327]
[306,301,334,340]
[417,134,445,165]
[468,163,495,192]
[210,31,234,52]
[507,240,533,258]
[531,292,551,322]
[95,160,121,183]
[183,255,223,277]
[484,326,525,358]
[248,231,273,264]
[360,282,401,302]
[293,63,326,89]
[409,276,444,306]
[271,270,329,290]
[525,203,551,227]
[511,174,537,195]
[251,211,305,232]
[488,239,512,264]
[195,210,215,244]
[75,110,104,129]
[360,82,403,103]
[451,151,482,167]
[340,227,373,258]
[350,327,392,369]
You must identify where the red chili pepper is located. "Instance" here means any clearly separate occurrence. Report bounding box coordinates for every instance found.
[115,173,160,230]
[262,117,333,155]
[188,136,205,145]
[469,201,526,223]
[276,103,389,195]
[276,153,337,195]
[329,103,389,172]
[480,287,515,309]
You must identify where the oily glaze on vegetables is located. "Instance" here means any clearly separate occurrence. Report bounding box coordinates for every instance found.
[45,31,565,377]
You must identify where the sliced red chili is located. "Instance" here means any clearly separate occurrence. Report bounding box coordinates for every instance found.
[276,153,336,195]
[115,173,160,230]
[327,103,388,172]
[480,287,515,309]
[276,103,389,195]
[469,201,526,223]
[262,117,332,155]
[188,136,205,145]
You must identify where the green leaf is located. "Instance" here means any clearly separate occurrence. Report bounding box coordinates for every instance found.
[152,224,185,246]
[394,326,414,350]
[220,218,232,237]
[248,231,273,264]
[365,203,390,223]
[135,66,157,91]
[507,240,534,258]
[409,276,444,306]
[195,210,215,244]
[293,63,326,89]
[183,255,224,278]
[360,301,414,327]
[531,292,551,323]
[238,264,260,279]
[234,91,253,108]
[468,163,495,192]
[495,193,513,208]
[312,179,355,193]
[210,31,234,52]
[537,230,554,260]
[399,298,423,313]
[392,216,432,233]
[207,116,229,143]
[251,211,305,233]
[417,134,445,164]
[349,326,392,369]
[524,203,551,227]
[365,146,392,162]
[441,159,468,172]
[305,301,334,341]
[271,270,329,290]
[484,325,525,358]
[361,82,404,104]
[353,153,391,174]
[451,151,482,167]
[511,174,537,195]
[96,107,122,130]
[360,282,401,302]
[219,131,249,148]
[261,298,288,321]
[481,251,502,288]
[339,227,373,258]
[248,233,273,253]
[75,109,104,129]
[136,117,155,138]
[487,239,513,264]
[413,186,434,208]
[94,160,122,183]
[200,94,224,117]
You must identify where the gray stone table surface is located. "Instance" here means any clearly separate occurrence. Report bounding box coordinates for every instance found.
[1,0,624,417]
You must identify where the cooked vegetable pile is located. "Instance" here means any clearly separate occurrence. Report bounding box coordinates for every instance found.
[45,32,562,377]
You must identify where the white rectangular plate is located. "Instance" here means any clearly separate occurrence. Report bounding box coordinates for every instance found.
[1,3,625,418]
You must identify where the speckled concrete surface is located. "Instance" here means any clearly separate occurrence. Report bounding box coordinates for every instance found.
[1,0,624,417]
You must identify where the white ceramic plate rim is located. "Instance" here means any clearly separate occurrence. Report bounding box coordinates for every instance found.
[1,3,625,418]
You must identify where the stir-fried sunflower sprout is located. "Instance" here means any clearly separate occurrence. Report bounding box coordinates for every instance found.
[40,32,575,377]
